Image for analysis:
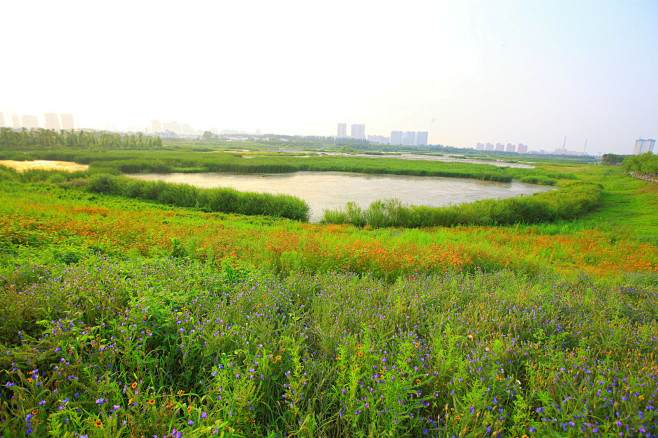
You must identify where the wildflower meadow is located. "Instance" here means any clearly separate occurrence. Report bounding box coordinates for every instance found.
[0,158,656,437]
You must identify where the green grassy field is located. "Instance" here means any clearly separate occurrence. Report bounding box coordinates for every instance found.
[0,154,656,437]
[0,146,582,185]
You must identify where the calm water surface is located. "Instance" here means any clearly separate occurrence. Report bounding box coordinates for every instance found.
[128,171,555,222]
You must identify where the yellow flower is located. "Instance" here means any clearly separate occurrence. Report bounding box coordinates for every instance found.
[94,419,103,427]
[148,399,155,405]
[131,382,138,389]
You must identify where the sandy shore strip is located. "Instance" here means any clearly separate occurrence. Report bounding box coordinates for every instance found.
[0,160,89,173]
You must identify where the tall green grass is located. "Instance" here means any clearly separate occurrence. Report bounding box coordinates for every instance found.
[86,173,310,221]
[322,182,602,228]
[0,167,310,222]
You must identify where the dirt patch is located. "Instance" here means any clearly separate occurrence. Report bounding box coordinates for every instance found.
[0,160,88,173]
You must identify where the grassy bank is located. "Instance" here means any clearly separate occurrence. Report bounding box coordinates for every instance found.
[322,182,601,228]
[86,173,310,222]
[0,166,310,222]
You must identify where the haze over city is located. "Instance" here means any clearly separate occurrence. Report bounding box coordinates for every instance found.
[3,0,657,155]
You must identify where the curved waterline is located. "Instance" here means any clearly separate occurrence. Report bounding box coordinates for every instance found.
[127,171,555,222]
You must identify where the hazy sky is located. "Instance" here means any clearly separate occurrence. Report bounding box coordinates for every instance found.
[3,0,657,154]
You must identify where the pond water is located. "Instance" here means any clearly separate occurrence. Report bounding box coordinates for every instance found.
[128,171,555,222]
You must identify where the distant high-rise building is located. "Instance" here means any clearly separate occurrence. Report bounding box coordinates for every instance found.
[495,143,505,152]
[151,119,162,133]
[633,138,655,155]
[485,142,494,151]
[415,131,428,146]
[21,115,39,129]
[337,123,347,138]
[367,135,389,145]
[163,121,181,134]
[0,113,5,127]
[11,115,20,128]
[403,131,416,146]
[44,113,60,130]
[476,142,485,151]
[506,143,516,153]
[390,131,403,145]
[350,124,365,140]
[61,114,75,130]
[517,143,528,153]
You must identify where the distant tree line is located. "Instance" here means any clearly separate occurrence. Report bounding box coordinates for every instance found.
[0,127,162,149]
[622,152,658,182]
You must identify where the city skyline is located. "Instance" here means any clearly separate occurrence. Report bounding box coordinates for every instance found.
[2,1,657,154]
[0,111,649,156]
[0,112,77,131]
[0,110,652,156]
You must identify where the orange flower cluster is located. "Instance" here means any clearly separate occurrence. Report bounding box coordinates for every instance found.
[2,192,655,278]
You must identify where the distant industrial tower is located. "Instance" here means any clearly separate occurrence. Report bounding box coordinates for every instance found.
[633,138,655,155]
[61,114,75,131]
[44,113,60,130]
[350,124,365,140]
[337,123,347,138]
